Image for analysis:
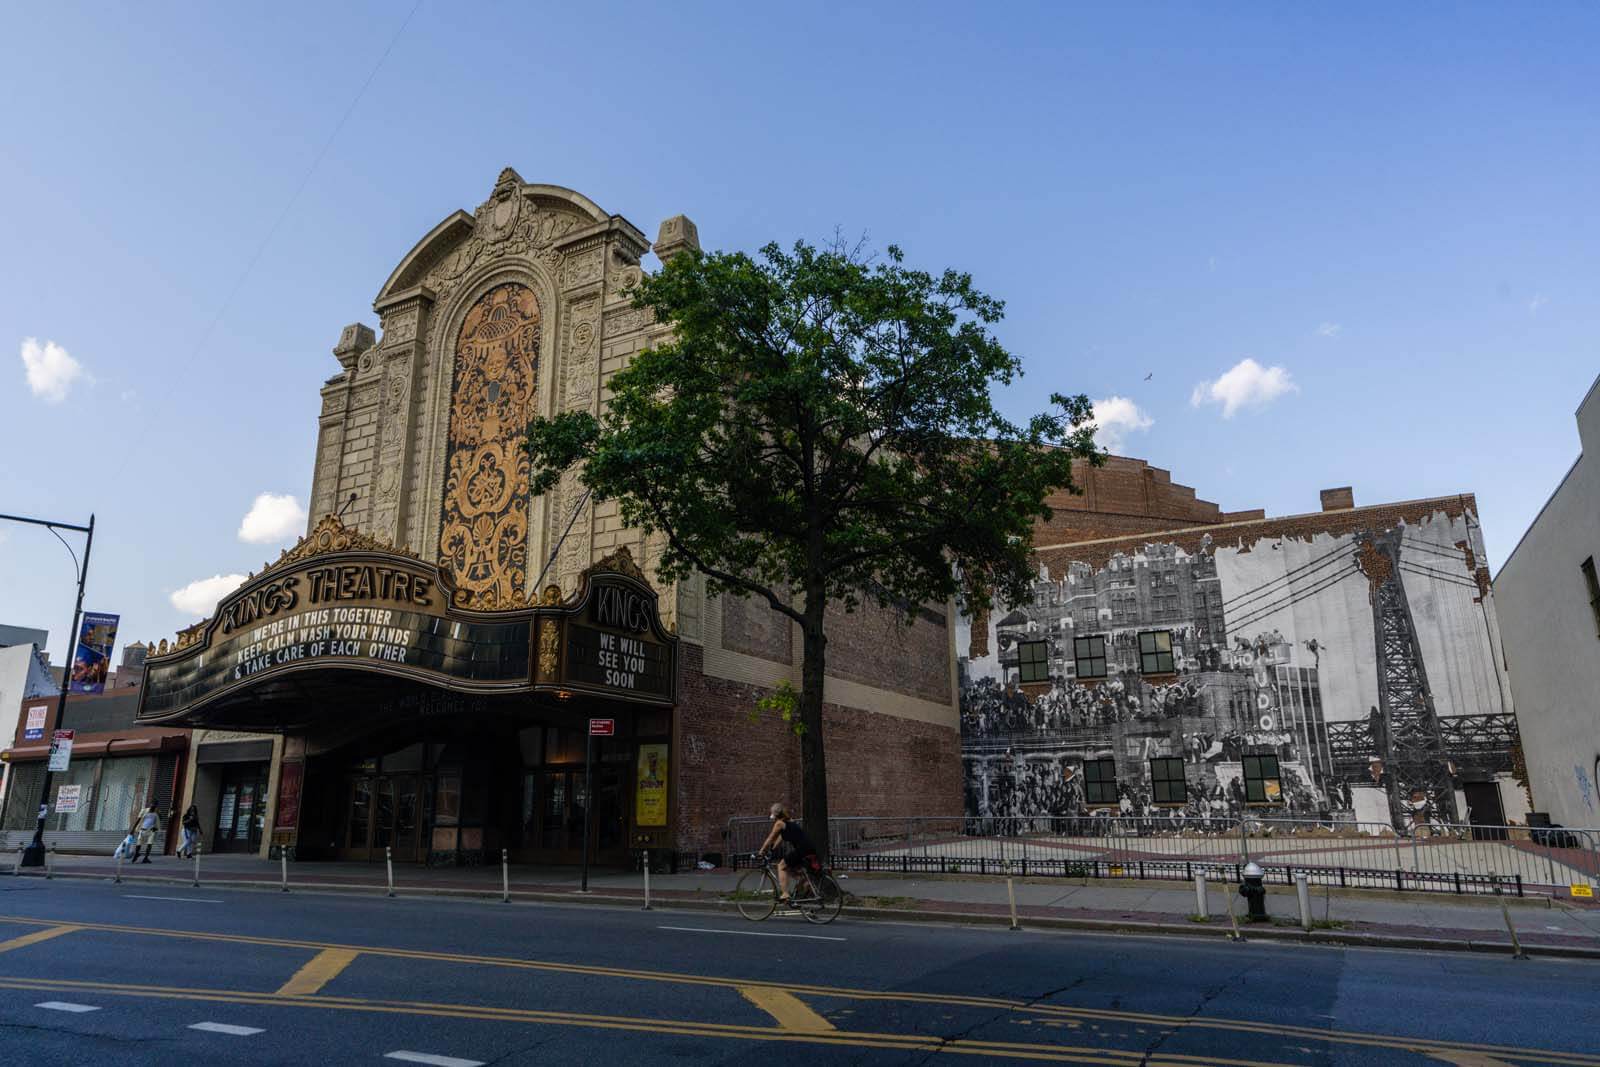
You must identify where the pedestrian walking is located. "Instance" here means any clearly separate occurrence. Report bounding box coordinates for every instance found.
[179,804,201,859]
[133,806,160,863]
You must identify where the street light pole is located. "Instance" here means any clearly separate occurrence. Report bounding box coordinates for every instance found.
[0,512,94,868]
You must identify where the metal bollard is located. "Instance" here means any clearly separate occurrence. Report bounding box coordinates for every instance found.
[501,848,510,904]
[386,846,395,898]
[1225,879,1245,942]
[281,849,290,893]
[1005,861,1020,931]
[1501,902,1529,960]
[1295,873,1312,931]
[641,849,652,911]
[45,843,54,879]
[115,847,125,885]
[1193,871,1208,920]
[13,845,22,876]
[192,840,201,888]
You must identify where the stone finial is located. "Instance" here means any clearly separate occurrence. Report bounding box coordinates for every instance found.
[492,166,524,201]
[333,323,376,370]
[654,214,701,262]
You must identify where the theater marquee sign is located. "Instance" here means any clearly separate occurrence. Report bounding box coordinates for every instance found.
[138,518,675,724]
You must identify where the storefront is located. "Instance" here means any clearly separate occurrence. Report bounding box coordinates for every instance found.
[137,523,677,867]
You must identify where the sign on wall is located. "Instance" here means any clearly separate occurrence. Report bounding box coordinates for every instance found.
[70,612,119,694]
[558,574,675,705]
[23,704,48,742]
[635,743,668,827]
[47,729,74,772]
[55,784,82,814]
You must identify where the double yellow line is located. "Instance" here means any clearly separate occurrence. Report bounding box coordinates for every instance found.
[0,915,1590,1065]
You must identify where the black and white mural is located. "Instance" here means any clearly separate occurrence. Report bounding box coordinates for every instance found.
[957,511,1526,833]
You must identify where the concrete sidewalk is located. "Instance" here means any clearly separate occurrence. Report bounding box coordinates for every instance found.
[14,850,1600,959]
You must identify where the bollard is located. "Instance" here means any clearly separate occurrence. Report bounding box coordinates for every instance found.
[281,849,290,893]
[1501,902,1529,960]
[1005,862,1020,931]
[641,849,652,911]
[386,846,395,898]
[45,843,53,880]
[1225,879,1245,942]
[501,849,510,904]
[1193,871,1208,920]
[192,840,201,888]
[115,847,125,885]
[1295,873,1312,931]
[13,845,22,876]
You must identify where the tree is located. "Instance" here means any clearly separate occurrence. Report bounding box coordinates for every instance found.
[526,239,1101,852]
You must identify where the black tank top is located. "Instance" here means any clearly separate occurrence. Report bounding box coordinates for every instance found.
[778,819,815,854]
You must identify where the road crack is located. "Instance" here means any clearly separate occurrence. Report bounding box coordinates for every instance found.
[1136,965,1248,1065]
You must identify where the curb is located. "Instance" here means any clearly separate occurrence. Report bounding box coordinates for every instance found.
[18,868,1600,960]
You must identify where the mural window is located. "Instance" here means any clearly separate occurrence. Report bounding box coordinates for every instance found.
[1242,754,1282,805]
[1583,557,1600,638]
[1082,758,1118,806]
[1150,757,1187,805]
[1138,630,1174,674]
[1016,640,1050,684]
[1073,636,1107,679]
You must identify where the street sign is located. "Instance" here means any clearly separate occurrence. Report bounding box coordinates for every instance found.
[47,729,75,772]
[24,704,48,742]
[1573,884,1595,899]
[589,718,615,737]
[55,784,82,814]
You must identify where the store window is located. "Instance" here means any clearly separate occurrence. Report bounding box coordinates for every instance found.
[1138,630,1174,674]
[1082,758,1118,805]
[93,757,152,834]
[1073,635,1107,679]
[1016,639,1050,684]
[1243,753,1283,804]
[1150,757,1187,805]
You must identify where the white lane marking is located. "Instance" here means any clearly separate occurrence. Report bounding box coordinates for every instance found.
[384,1053,486,1067]
[657,925,846,943]
[36,1001,100,1013]
[124,895,223,904]
[189,1022,265,1036]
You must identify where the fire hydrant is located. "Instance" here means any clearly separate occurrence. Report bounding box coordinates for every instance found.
[1239,862,1269,922]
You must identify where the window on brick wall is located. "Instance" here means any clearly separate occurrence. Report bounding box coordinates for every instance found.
[1138,630,1174,673]
[1583,557,1600,639]
[1073,635,1107,679]
[1082,758,1118,805]
[1242,753,1283,805]
[1150,757,1187,805]
[1016,639,1050,684]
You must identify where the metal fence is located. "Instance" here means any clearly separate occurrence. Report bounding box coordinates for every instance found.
[728,815,1600,898]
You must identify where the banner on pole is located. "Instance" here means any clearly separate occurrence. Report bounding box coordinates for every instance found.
[69,612,120,694]
[47,729,74,772]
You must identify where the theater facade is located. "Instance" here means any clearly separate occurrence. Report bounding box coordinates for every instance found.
[138,170,964,866]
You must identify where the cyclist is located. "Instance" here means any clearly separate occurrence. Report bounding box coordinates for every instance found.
[756,802,818,905]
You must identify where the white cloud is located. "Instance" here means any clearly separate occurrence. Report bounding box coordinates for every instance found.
[1086,395,1153,454]
[238,493,308,544]
[1316,322,1342,337]
[1190,358,1298,418]
[20,337,90,402]
[170,573,249,617]
[1527,294,1547,314]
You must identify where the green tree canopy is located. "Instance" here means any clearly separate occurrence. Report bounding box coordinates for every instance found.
[527,239,1101,850]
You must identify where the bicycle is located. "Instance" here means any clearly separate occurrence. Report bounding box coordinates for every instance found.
[734,852,844,924]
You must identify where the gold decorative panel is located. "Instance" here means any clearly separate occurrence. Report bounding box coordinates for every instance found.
[438,282,540,608]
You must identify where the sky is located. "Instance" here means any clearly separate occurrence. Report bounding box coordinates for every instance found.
[2,2,1596,666]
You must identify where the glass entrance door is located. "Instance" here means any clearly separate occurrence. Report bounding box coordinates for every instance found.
[214,763,269,854]
[340,774,423,861]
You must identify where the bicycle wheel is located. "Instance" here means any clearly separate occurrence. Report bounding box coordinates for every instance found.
[802,872,844,925]
[734,867,780,921]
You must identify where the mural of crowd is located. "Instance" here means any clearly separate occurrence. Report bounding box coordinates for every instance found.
[958,519,1522,833]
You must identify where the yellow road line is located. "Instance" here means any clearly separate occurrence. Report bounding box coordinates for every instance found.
[739,985,836,1031]
[0,975,1279,1066]
[276,947,360,996]
[0,915,1590,1065]
[0,924,79,954]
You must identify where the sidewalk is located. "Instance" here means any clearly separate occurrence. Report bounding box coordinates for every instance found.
[15,851,1600,960]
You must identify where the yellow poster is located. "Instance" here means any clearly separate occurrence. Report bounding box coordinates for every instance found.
[636,743,668,827]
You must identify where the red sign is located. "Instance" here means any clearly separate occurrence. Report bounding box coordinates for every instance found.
[274,762,304,831]
[589,718,615,737]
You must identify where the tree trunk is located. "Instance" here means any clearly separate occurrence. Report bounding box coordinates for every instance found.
[799,592,830,860]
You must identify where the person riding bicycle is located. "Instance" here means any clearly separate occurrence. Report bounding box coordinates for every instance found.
[756,802,817,906]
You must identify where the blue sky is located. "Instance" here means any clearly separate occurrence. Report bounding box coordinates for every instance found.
[2,2,1596,664]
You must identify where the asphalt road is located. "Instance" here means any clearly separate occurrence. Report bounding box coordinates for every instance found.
[1,874,1596,1065]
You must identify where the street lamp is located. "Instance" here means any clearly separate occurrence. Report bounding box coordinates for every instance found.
[0,511,94,867]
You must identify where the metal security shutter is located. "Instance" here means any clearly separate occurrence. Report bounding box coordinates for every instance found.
[1,763,45,830]
[152,752,179,815]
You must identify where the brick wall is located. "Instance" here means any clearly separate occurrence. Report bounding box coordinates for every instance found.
[823,597,951,705]
[1035,455,1263,547]
[671,643,962,854]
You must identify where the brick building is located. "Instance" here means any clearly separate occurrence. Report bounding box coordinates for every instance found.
[134,171,961,867]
